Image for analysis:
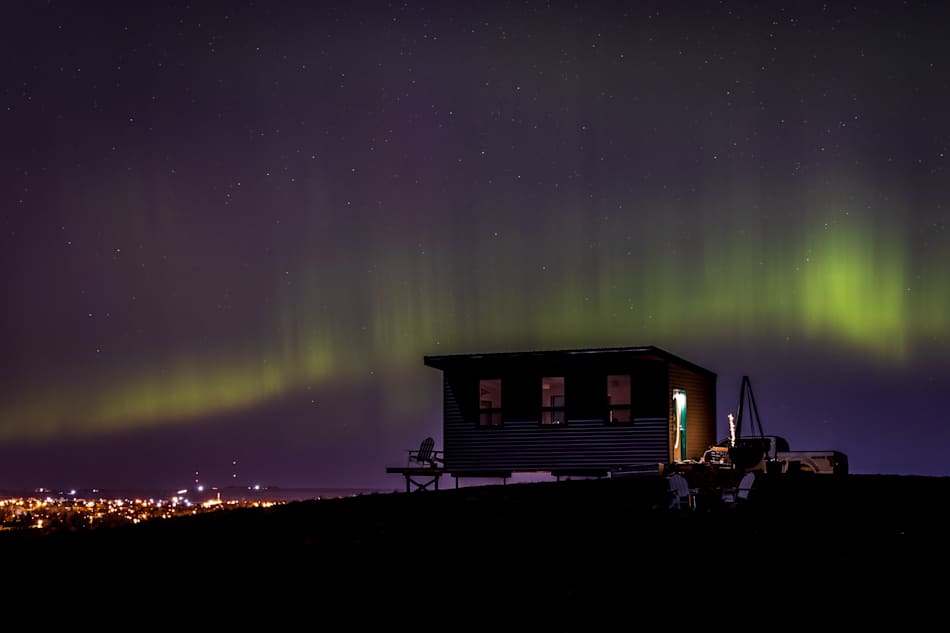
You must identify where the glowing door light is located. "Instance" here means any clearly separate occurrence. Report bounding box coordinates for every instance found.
[673,389,687,461]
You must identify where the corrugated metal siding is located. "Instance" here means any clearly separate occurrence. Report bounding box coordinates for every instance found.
[442,375,467,469]
[442,371,669,473]
[445,416,669,472]
[667,362,717,461]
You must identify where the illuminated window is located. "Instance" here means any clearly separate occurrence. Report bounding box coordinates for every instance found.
[541,376,566,425]
[479,379,503,427]
[607,374,632,424]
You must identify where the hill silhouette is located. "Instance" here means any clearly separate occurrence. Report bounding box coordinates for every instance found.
[5,473,943,617]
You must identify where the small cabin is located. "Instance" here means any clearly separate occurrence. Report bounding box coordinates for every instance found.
[423,345,716,480]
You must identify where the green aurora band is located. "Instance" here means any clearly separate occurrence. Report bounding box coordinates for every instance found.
[1,201,946,442]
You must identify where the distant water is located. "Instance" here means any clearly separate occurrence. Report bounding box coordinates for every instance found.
[0,486,401,502]
[211,487,400,502]
[0,474,557,502]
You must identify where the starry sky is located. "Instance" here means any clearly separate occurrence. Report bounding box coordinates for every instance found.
[1,1,948,492]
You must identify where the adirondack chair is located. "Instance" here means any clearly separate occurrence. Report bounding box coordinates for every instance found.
[666,471,694,511]
[386,436,445,492]
[721,471,756,507]
[408,436,444,468]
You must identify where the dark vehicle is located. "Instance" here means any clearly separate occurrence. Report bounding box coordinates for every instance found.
[700,376,849,475]
[702,434,849,475]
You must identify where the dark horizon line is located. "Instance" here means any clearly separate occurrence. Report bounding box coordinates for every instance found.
[4,471,950,499]
[0,483,401,498]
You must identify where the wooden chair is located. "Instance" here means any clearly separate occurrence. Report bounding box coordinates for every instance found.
[408,436,444,469]
[386,437,445,493]
[667,472,694,511]
[721,471,756,506]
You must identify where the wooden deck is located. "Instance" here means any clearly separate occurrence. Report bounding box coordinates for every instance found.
[385,466,445,492]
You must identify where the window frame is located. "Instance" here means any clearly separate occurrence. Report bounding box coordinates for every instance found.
[540,376,567,426]
[605,373,634,426]
[478,378,504,428]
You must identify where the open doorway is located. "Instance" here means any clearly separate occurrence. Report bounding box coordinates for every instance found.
[673,389,687,461]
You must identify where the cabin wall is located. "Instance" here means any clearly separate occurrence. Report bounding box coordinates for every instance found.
[441,360,672,474]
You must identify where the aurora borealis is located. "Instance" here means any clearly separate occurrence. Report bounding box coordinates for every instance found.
[2,1,948,490]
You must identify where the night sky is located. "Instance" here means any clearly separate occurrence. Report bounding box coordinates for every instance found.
[2,1,948,493]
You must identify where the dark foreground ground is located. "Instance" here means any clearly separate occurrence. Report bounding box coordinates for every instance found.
[5,473,946,619]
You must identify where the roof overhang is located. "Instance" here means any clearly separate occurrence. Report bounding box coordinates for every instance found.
[423,345,716,377]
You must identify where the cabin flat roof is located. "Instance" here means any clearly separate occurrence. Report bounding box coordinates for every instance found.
[423,345,716,378]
